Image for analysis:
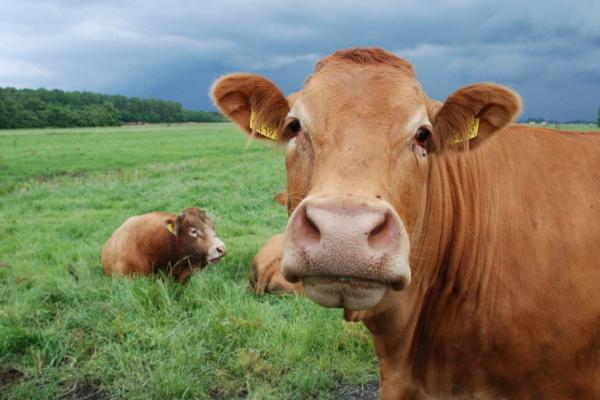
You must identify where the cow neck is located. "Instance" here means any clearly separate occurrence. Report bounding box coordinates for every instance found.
[168,233,201,280]
[408,150,498,383]
[419,149,498,314]
[165,229,180,270]
[374,154,462,343]
[364,150,494,375]
[363,153,459,335]
[416,152,472,289]
[358,154,460,391]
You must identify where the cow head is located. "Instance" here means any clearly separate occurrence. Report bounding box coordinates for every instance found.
[212,48,520,310]
[168,207,227,266]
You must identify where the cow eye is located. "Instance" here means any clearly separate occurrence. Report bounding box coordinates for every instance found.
[189,228,199,238]
[283,117,302,140]
[415,127,431,146]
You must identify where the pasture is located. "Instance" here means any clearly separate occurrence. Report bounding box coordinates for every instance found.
[1,122,597,399]
[0,124,376,399]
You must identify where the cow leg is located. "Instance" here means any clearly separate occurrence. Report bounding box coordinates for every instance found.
[379,366,428,400]
[174,267,193,283]
[363,310,428,400]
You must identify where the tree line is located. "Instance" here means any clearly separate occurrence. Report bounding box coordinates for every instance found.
[0,87,225,129]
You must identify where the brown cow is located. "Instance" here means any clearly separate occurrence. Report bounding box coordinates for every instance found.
[249,192,302,295]
[249,233,303,295]
[212,48,600,399]
[102,207,226,282]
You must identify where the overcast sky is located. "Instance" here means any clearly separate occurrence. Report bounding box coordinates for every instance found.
[1,0,598,121]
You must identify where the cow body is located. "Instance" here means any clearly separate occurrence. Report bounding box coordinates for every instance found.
[212,48,600,399]
[365,127,600,398]
[102,208,226,282]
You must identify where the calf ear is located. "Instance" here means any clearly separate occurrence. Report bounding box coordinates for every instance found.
[432,83,521,151]
[211,73,290,142]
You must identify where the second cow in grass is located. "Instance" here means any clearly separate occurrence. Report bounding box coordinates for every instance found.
[102,207,226,282]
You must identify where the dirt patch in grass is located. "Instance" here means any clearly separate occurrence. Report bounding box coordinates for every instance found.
[210,387,249,399]
[58,380,109,400]
[331,381,379,400]
[34,170,88,183]
[0,367,24,388]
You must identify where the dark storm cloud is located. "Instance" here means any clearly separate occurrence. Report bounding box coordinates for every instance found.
[1,0,598,120]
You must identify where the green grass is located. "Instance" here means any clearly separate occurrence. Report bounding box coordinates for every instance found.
[0,124,376,399]
[524,122,600,132]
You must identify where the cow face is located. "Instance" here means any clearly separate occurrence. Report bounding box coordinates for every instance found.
[212,48,520,311]
[171,207,227,266]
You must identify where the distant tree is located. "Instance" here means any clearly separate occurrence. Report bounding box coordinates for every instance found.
[0,87,225,129]
[0,98,22,128]
[597,107,599,127]
[43,104,78,127]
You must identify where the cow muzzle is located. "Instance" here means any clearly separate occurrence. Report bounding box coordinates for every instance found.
[207,236,227,264]
[282,196,411,310]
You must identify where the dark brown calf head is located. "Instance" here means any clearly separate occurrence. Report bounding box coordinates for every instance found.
[212,48,520,310]
[167,207,227,269]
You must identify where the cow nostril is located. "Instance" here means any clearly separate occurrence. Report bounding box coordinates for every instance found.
[295,206,321,245]
[368,213,394,250]
[370,217,387,237]
[306,215,320,236]
[304,209,321,239]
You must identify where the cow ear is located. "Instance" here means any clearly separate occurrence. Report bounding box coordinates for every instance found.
[431,83,521,151]
[211,73,290,142]
[273,191,287,206]
[165,218,177,236]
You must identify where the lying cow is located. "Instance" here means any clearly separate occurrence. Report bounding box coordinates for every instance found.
[102,207,226,282]
[212,48,600,399]
[249,233,303,294]
[248,191,303,295]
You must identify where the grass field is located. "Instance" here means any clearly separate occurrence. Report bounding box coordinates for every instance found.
[1,122,598,399]
[0,123,377,399]
[526,122,600,132]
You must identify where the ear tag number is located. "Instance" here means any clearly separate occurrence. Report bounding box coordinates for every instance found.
[450,118,479,144]
[250,111,279,140]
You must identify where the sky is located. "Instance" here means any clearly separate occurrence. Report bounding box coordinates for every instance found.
[1,0,599,121]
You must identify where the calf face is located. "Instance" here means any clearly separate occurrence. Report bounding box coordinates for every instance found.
[212,48,520,310]
[171,207,227,268]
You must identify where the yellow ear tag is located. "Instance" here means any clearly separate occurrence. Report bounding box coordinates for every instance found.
[450,118,479,145]
[249,111,279,140]
[166,223,175,235]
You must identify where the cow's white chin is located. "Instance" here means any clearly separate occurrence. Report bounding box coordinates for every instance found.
[303,276,387,311]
